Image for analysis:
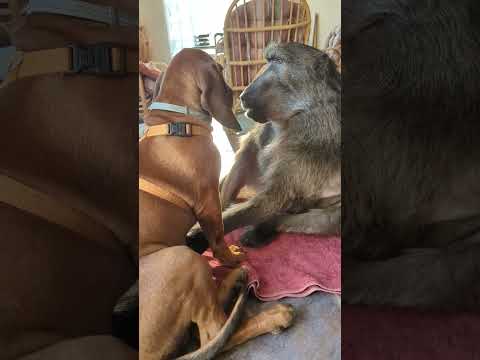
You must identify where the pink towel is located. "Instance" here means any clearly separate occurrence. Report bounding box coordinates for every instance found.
[203,228,341,301]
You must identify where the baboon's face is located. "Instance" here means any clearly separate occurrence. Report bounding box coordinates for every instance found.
[240,43,339,123]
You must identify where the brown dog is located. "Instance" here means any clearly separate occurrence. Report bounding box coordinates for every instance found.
[139,48,295,360]
[1,1,138,359]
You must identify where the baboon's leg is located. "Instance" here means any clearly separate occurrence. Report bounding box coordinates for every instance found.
[220,162,248,210]
[221,303,295,353]
[276,207,341,235]
[223,127,240,151]
[220,135,259,209]
[240,206,341,247]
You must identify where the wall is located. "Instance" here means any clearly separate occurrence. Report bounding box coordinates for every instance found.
[139,0,171,63]
[307,0,341,47]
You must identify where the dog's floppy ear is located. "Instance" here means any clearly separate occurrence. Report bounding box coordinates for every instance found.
[197,62,241,131]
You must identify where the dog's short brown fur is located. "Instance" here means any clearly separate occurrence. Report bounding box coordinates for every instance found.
[1,2,138,359]
[191,43,341,248]
[139,48,295,360]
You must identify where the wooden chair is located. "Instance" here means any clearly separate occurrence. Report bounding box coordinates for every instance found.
[0,0,11,24]
[139,25,151,63]
[138,26,168,122]
[324,25,341,73]
[139,61,167,122]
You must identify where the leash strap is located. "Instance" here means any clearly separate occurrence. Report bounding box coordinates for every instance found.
[23,0,138,26]
[148,102,212,123]
[139,177,191,211]
[0,174,117,245]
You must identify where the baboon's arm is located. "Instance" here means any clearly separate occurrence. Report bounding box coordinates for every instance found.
[275,207,341,235]
[222,168,290,234]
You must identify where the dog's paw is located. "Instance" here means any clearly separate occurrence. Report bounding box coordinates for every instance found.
[267,303,296,334]
[185,228,208,254]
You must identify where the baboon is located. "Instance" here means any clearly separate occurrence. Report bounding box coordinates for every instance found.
[342,0,480,309]
[189,43,341,248]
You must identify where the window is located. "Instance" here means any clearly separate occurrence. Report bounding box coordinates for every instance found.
[163,0,232,57]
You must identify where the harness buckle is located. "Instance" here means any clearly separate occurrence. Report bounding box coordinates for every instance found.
[70,44,127,75]
[168,123,192,137]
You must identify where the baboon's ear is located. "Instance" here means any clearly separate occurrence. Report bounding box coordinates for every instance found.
[315,53,340,92]
[197,62,241,131]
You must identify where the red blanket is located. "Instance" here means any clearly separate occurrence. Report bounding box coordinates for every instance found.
[204,228,341,301]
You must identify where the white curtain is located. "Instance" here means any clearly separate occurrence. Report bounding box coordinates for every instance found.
[163,0,232,57]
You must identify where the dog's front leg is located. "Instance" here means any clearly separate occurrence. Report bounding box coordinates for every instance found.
[194,189,245,265]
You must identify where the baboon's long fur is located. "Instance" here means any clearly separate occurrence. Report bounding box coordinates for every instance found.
[216,43,341,247]
[342,0,480,309]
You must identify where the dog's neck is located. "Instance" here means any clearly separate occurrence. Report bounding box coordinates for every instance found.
[148,82,211,129]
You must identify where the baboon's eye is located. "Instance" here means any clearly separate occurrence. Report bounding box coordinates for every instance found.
[267,55,284,64]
